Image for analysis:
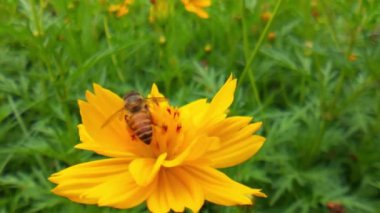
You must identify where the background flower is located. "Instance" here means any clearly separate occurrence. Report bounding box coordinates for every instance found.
[181,0,211,19]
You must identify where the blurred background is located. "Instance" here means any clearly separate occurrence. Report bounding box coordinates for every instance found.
[1,0,379,212]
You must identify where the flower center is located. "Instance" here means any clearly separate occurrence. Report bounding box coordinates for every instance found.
[150,105,184,159]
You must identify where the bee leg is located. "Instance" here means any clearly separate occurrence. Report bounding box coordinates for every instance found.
[126,127,138,141]
[125,114,138,141]
[127,128,138,141]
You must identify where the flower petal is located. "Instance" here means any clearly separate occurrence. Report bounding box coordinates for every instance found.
[76,124,144,158]
[49,158,139,205]
[208,75,236,118]
[207,120,265,168]
[181,0,211,19]
[180,76,237,130]
[147,168,204,213]
[129,153,167,186]
[161,134,218,168]
[150,83,164,98]
[78,84,153,158]
[179,98,208,127]
[184,165,266,206]
[193,0,211,7]
[83,171,155,209]
[50,158,155,209]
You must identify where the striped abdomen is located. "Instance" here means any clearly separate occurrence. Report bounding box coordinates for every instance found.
[127,111,153,144]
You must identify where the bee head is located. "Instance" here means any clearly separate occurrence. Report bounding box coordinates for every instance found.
[124,91,144,113]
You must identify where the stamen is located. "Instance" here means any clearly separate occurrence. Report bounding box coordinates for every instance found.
[173,111,180,118]
[162,124,168,133]
[176,124,182,133]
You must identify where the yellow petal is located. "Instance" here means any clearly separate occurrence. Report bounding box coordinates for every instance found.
[184,165,266,206]
[179,98,208,126]
[129,153,167,186]
[207,120,265,168]
[150,83,164,98]
[180,77,237,130]
[76,124,152,158]
[78,84,154,157]
[50,158,155,209]
[209,135,265,168]
[161,134,218,168]
[147,168,204,213]
[193,0,211,7]
[183,4,208,19]
[124,0,134,5]
[108,4,121,12]
[116,6,129,17]
[181,0,210,19]
[195,9,209,19]
[185,136,220,162]
[207,116,252,137]
[49,158,130,182]
[148,83,169,108]
[209,76,237,117]
[83,171,155,209]
[50,158,136,205]
[91,83,124,117]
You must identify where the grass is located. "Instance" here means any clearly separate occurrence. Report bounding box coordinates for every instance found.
[1,0,380,212]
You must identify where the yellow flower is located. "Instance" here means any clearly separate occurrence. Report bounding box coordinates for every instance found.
[49,76,266,212]
[268,32,276,42]
[108,0,134,17]
[181,0,211,19]
[261,11,272,22]
[204,43,212,52]
[348,53,357,62]
[149,0,172,23]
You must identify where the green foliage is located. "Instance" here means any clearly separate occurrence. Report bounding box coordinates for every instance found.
[1,0,379,212]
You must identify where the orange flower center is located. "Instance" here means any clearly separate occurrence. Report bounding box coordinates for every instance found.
[150,104,184,159]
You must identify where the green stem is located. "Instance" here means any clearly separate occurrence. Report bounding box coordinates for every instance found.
[28,0,43,36]
[319,0,342,53]
[103,16,125,82]
[239,0,283,103]
[38,0,44,35]
[240,1,261,106]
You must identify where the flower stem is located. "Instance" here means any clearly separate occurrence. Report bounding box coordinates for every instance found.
[28,0,44,36]
[239,0,283,103]
[103,16,125,82]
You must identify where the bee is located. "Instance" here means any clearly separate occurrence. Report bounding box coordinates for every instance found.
[101,91,165,145]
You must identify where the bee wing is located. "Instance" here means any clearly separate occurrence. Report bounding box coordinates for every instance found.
[101,107,125,128]
[146,97,168,105]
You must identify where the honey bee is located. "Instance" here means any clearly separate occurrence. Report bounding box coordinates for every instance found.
[101,91,165,145]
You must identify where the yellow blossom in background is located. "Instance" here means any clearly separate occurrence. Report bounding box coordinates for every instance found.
[268,32,276,42]
[181,0,211,19]
[261,11,272,22]
[159,34,166,44]
[204,43,212,52]
[109,0,134,17]
[49,76,266,212]
[348,53,357,62]
[149,0,172,23]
